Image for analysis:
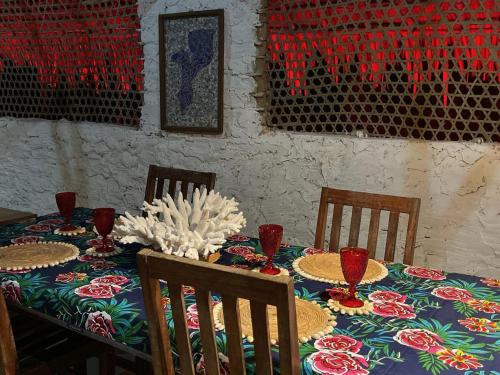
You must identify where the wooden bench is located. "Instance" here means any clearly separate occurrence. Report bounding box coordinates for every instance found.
[0,208,37,226]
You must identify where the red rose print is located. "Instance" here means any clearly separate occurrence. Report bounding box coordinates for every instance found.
[56,272,87,283]
[161,297,170,311]
[404,266,446,280]
[11,236,43,244]
[466,299,500,313]
[225,246,255,256]
[393,329,444,353]
[480,278,500,288]
[183,286,195,295]
[85,311,115,339]
[91,275,129,286]
[195,353,230,375]
[0,280,21,303]
[25,224,51,233]
[186,311,200,329]
[308,350,369,375]
[186,302,220,330]
[227,234,250,242]
[75,283,121,299]
[368,290,407,303]
[90,260,117,270]
[431,286,473,302]
[38,219,64,226]
[303,247,327,255]
[458,317,496,333]
[243,253,268,263]
[78,255,95,262]
[280,242,292,248]
[87,238,104,248]
[436,349,483,370]
[4,269,30,274]
[372,301,416,319]
[314,335,363,353]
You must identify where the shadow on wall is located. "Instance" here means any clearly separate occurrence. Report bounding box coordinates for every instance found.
[405,141,497,272]
[51,122,89,206]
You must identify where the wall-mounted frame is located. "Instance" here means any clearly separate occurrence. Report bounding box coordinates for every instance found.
[159,10,224,134]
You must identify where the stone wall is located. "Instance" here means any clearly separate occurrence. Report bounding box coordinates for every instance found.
[0,0,498,277]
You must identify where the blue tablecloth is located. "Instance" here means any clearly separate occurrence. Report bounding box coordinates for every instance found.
[1,208,499,374]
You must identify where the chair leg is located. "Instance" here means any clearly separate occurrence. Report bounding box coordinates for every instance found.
[99,348,116,375]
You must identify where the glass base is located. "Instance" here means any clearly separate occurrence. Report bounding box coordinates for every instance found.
[322,288,348,302]
[60,224,78,232]
[260,264,281,275]
[95,245,114,253]
[340,297,365,308]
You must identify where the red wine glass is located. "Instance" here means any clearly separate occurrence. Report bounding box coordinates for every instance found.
[258,224,283,275]
[339,247,369,308]
[93,208,116,253]
[55,192,77,231]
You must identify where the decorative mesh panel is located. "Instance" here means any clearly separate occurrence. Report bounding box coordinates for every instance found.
[0,0,143,127]
[265,0,500,142]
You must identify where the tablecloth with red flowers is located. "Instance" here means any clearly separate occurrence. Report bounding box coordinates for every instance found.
[0,208,499,374]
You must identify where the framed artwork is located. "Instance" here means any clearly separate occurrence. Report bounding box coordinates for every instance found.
[159,10,224,134]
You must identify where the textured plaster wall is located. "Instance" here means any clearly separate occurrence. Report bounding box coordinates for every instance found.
[0,0,499,277]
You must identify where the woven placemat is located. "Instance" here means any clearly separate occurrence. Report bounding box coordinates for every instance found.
[293,253,388,285]
[214,297,336,345]
[0,242,80,271]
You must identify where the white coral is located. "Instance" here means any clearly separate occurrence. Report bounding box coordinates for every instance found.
[114,189,246,260]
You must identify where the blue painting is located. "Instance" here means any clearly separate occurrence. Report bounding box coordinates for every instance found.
[162,12,222,132]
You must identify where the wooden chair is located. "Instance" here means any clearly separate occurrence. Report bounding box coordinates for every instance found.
[137,249,300,375]
[314,187,421,265]
[144,165,216,204]
[0,293,115,375]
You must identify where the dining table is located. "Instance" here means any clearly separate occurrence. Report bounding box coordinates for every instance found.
[0,207,499,374]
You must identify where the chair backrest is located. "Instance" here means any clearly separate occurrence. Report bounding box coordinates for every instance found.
[314,187,421,265]
[0,292,17,375]
[137,249,300,375]
[144,165,216,204]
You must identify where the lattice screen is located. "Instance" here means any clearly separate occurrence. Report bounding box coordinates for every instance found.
[0,0,143,127]
[262,0,499,142]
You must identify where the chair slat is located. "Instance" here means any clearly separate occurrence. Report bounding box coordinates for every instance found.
[169,283,195,375]
[137,256,175,375]
[329,204,343,251]
[276,291,300,375]
[155,179,165,200]
[195,290,220,375]
[221,295,245,375]
[403,199,421,265]
[0,292,17,375]
[384,212,400,262]
[314,190,329,249]
[348,206,362,247]
[250,301,272,375]
[367,209,381,259]
[167,179,177,198]
[180,181,189,199]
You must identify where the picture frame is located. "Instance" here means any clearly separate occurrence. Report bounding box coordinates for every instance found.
[159,10,224,134]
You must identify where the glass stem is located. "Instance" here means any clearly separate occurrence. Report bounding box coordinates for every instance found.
[349,284,356,300]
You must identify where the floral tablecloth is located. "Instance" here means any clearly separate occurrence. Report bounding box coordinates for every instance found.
[0,208,499,374]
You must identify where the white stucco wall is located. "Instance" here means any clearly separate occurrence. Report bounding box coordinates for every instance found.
[0,0,498,277]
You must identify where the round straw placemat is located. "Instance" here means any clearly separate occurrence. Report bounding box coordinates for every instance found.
[293,253,388,285]
[214,297,336,345]
[0,242,80,271]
